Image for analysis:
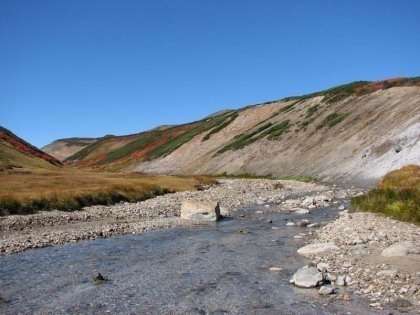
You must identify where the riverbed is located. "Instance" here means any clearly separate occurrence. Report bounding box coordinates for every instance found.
[0,203,397,314]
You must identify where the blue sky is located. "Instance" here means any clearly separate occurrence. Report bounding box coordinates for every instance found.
[1,1,419,148]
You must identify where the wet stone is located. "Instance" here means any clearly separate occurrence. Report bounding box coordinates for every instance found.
[92,273,108,285]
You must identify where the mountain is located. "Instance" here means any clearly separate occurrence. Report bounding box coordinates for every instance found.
[0,126,62,171]
[51,77,420,186]
[42,137,99,161]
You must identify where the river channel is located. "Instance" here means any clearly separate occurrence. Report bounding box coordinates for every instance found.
[0,202,398,314]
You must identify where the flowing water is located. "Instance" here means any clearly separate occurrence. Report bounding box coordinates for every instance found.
[0,203,397,314]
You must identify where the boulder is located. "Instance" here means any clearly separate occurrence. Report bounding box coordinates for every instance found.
[290,266,325,288]
[381,242,420,257]
[180,201,221,222]
[297,243,338,257]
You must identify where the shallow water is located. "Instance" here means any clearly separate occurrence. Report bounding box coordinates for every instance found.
[0,203,396,314]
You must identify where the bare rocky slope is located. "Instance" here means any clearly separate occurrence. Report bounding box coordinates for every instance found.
[134,82,420,186]
[53,78,420,186]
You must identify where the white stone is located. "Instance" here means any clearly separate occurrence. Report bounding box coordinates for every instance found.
[180,200,221,222]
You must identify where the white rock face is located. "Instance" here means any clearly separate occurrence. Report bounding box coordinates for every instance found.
[297,243,338,257]
[381,242,420,257]
[180,200,221,222]
[290,266,324,288]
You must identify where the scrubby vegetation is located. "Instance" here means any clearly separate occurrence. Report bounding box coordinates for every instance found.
[281,176,318,183]
[273,182,284,189]
[147,112,237,160]
[316,112,347,129]
[202,112,238,141]
[216,122,273,154]
[305,104,320,118]
[350,165,420,224]
[94,133,157,165]
[0,170,216,216]
[214,172,274,179]
[216,120,290,154]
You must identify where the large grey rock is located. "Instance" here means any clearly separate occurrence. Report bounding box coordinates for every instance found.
[297,243,338,257]
[180,200,221,222]
[381,242,420,257]
[290,266,324,288]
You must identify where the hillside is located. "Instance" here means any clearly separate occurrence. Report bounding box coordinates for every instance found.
[42,137,99,161]
[0,126,62,171]
[58,77,420,185]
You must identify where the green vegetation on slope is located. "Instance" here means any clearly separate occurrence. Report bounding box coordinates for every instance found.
[316,112,347,129]
[202,112,238,141]
[64,139,106,162]
[305,104,320,118]
[350,165,420,224]
[93,133,158,165]
[147,112,236,160]
[216,120,290,154]
[282,81,370,103]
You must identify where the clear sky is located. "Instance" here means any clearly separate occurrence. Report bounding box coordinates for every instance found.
[1,1,419,148]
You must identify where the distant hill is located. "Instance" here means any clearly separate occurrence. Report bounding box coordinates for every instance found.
[46,77,420,185]
[42,137,99,161]
[0,126,62,171]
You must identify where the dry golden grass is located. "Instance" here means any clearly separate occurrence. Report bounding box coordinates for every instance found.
[0,168,216,215]
[378,164,420,190]
[351,165,419,224]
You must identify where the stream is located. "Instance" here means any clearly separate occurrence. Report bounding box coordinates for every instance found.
[0,202,397,314]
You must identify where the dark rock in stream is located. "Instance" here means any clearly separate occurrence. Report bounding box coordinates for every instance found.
[92,273,108,284]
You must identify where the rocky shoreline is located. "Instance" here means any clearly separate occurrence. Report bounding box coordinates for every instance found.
[1,178,419,313]
[304,210,420,312]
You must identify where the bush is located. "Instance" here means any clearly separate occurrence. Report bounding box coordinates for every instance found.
[273,183,284,189]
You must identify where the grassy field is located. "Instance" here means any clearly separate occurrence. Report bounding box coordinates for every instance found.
[0,168,216,216]
[350,165,419,224]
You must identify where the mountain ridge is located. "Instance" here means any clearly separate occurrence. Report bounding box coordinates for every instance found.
[42,77,420,185]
